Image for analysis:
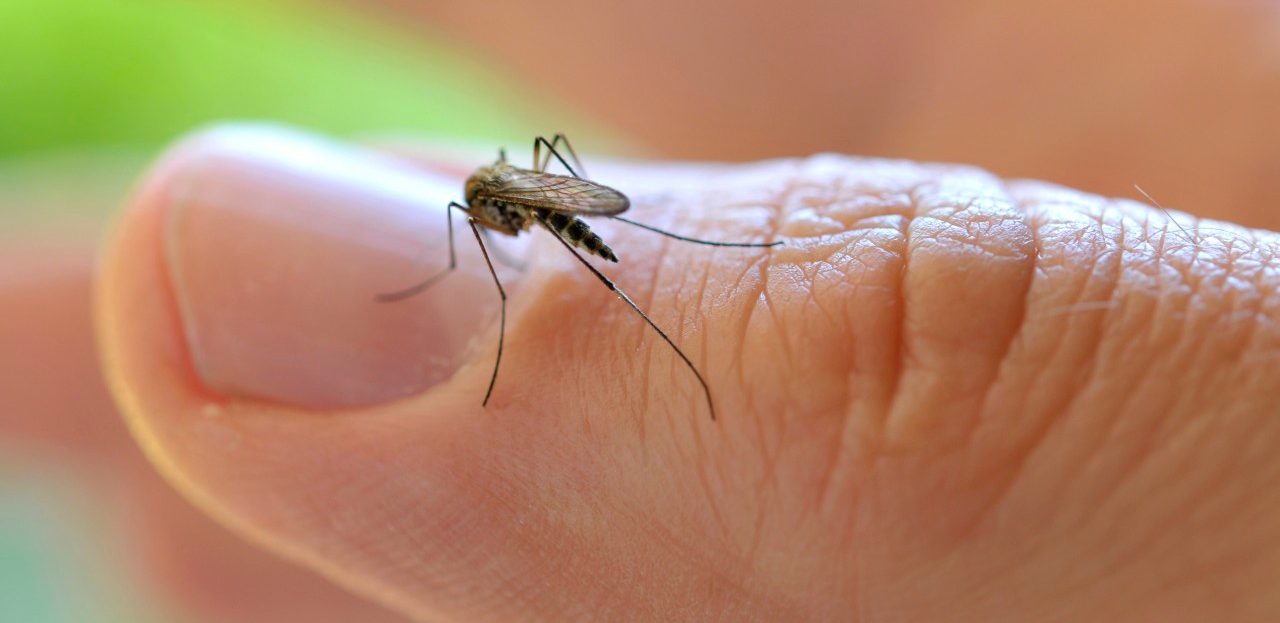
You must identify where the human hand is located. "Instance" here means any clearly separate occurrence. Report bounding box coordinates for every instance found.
[96,124,1280,621]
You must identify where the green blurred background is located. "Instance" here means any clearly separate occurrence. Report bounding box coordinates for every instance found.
[0,0,608,227]
[0,1,591,620]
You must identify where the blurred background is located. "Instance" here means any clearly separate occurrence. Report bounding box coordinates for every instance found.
[3,0,1280,621]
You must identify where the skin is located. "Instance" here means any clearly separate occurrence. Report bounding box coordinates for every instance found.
[4,0,1280,620]
[93,128,1280,621]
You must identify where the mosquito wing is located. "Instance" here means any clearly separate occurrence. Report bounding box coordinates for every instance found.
[482,170,630,216]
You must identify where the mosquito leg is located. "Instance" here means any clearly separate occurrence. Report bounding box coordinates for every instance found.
[533,134,587,179]
[481,228,528,272]
[610,215,784,248]
[376,202,466,302]
[548,133,588,178]
[469,218,507,406]
[539,222,716,421]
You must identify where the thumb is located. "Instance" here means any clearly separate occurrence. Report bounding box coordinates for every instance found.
[96,123,1280,621]
[98,124,770,621]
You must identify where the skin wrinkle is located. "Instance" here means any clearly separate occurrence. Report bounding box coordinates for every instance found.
[964,183,1036,451]
[1145,213,1205,368]
[1003,207,1116,514]
[814,246,874,515]
[650,159,921,575]
[643,203,697,432]
[761,175,914,518]
[1067,208,1150,427]
[1164,244,1247,416]
[894,179,1008,409]
[804,256,845,329]
[1026,244,1121,539]
[939,199,1122,570]
[1071,217,1176,521]
[952,206,1040,539]
[675,163,1264,616]
[491,228,793,617]
[1039,206,1123,317]
[882,186,914,450]
[827,199,912,540]
[1092,212,1221,497]
[1221,235,1275,366]
[815,232,909,516]
[752,280,793,547]
[618,206,680,439]
[882,177,1035,455]
[630,194,734,545]
[725,251,769,416]
[1039,209,1280,614]
[1121,240,1277,516]
[740,181,808,567]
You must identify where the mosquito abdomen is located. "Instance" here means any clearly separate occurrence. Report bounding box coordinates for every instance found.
[537,210,618,262]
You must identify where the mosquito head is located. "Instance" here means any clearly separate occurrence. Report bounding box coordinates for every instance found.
[464,173,482,205]
[464,163,500,205]
[498,147,507,163]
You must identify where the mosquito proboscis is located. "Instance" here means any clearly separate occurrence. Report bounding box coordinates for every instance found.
[378,134,782,421]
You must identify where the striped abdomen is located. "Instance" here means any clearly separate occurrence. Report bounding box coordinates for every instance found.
[536,210,618,262]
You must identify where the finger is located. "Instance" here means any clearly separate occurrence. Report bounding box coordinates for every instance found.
[0,236,126,461]
[99,124,1280,620]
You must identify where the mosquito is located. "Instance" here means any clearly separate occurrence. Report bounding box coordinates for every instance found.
[377,134,782,420]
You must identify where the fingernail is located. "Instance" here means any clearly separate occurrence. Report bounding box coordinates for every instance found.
[158,125,496,408]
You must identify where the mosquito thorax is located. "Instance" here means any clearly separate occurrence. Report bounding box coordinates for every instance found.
[464,161,516,206]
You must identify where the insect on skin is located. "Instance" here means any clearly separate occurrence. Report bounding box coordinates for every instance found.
[377,134,782,421]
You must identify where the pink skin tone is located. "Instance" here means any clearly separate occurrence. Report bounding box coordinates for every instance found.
[6,0,1280,619]
[95,125,1280,621]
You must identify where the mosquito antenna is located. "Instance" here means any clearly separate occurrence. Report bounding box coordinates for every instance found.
[1134,184,1195,243]
[611,215,783,248]
[540,221,717,421]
